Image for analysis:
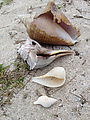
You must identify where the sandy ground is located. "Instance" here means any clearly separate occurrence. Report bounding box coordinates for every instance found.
[0,0,90,120]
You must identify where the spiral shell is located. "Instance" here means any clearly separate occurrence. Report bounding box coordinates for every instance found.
[34,95,57,108]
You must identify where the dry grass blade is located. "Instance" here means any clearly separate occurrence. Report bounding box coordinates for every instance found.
[70,92,88,105]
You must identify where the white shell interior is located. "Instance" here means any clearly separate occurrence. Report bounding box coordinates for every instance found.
[32,67,66,87]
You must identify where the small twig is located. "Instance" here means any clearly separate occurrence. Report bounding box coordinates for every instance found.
[70,92,87,105]
[35,89,42,97]
[76,9,82,13]
[74,15,83,18]
[73,15,90,20]
[82,60,86,65]
[43,86,51,96]
[65,75,76,86]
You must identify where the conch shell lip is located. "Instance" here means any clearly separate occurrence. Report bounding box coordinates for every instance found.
[37,50,72,57]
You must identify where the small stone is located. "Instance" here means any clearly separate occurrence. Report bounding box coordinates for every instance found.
[74,50,80,56]
[23,93,28,99]
[59,103,63,107]
[9,31,17,38]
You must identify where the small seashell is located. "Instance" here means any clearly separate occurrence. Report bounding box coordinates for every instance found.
[20,1,80,45]
[34,95,57,108]
[18,39,72,70]
[32,67,66,87]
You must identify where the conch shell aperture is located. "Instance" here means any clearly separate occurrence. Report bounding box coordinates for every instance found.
[32,67,66,87]
[18,39,72,70]
[21,1,80,45]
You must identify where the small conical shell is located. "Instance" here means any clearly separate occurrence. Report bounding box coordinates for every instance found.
[34,95,57,108]
[21,1,80,45]
[32,67,66,87]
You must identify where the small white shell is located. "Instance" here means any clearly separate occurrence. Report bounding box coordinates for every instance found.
[34,95,57,108]
[32,67,66,87]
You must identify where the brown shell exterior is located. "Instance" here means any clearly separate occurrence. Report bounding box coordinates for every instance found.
[28,1,80,45]
[28,22,73,45]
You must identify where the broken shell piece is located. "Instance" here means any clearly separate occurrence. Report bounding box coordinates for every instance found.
[18,39,72,70]
[32,67,66,87]
[34,95,57,108]
[21,1,80,45]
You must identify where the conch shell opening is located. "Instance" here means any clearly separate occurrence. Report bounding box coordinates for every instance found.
[21,1,80,45]
[32,67,66,87]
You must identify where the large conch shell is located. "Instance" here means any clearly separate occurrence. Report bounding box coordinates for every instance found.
[32,67,66,87]
[18,39,72,70]
[34,95,57,108]
[20,1,80,45]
